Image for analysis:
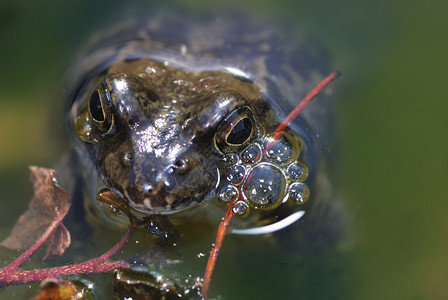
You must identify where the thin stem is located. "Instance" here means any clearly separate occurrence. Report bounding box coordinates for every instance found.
[95,225,135,262]
[202,204,234,298]
[0,260,129,285]
[0,261,129,285]
[272,71,341,141]
[0,226,134,285]
[4,215,66,271]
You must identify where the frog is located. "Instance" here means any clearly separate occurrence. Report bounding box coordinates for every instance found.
[59,12,347,300]
[64,12,341,238]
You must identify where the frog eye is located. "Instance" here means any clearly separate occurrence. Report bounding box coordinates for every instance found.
[215,106,256,154]
[226,117,253,145]
[89,90,105,122]
[88,87,115,135]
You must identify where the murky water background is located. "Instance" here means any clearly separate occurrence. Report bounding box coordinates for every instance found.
[0,0,447,299]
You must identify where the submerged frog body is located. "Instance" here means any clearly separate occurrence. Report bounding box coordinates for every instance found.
[66,14,335,224]
[59,13,349,300]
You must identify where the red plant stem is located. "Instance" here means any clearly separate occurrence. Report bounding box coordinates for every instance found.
[272,71,341,141]
[96,225,135,262]
[4,215,67,271]
[0,260,128,285]
[202,203,234,298]
[0,226,134,285]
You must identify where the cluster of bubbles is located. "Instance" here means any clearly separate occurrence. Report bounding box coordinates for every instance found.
[217,132,310,217]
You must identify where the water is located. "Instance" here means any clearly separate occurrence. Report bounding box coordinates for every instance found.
[0,0,447,299]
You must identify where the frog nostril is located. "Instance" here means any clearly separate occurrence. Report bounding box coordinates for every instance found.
[143,183,153,193]
[173,158,191,174]
[121,152,134,167]
[124,152,133,161]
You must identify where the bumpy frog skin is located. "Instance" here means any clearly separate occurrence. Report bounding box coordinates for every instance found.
[66,16,328,217]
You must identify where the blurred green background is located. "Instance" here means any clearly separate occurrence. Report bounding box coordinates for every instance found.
[0,0,447,299]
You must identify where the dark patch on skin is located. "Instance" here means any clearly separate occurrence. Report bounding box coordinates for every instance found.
[129,115,140,127]
[145,90,159,102]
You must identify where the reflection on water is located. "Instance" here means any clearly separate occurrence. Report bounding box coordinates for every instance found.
[1,0,447,299]
[0,2,353,298]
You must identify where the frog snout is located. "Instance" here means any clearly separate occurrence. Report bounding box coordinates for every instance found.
[172,158,192,174]
[123,154,217,213]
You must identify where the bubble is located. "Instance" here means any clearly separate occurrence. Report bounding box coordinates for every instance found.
[243,164,286,209]
[241,144,262,164]
[217,184,239,203]
[222,154,240,166]
[107,204,120,216]
[226,165,246,184]
[287,162,309,181]
[232,200,250,217]
[288,182,310,205]
[266,135,294,164]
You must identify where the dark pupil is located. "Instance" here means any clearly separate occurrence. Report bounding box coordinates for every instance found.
[89,90,104,122]
[227,117,252,145]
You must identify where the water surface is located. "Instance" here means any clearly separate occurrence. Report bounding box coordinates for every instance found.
[0,0,447,299]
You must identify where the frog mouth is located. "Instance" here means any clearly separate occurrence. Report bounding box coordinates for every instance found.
[94,158,220,218]
[104,173,217,216]
[96,186,209,220]
[139,191,207,214]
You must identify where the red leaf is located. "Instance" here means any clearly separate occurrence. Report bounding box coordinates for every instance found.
[43,223,71,260]
[1,166,71,258]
